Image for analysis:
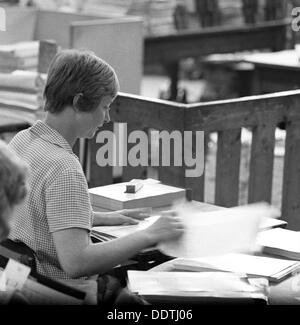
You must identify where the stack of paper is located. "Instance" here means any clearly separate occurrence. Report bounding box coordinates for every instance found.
[158,202,280,258]
[127,270,268,303]
[0,42,39,72]
[0,70,46,120]
[89,179,186,211]
[257,228,300,260]
[173,253,300,282]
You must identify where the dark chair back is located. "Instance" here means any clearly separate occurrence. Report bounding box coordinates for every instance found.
[0,239,36,274]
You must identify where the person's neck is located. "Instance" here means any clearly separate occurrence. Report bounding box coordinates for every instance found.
[44,111,78,148]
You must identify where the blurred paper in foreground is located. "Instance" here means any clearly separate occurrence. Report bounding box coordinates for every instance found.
[158,202,279,258]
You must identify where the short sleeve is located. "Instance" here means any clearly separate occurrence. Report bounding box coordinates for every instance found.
[45,168,93,233]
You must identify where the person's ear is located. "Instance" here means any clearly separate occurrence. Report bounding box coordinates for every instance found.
[73,93,83,112]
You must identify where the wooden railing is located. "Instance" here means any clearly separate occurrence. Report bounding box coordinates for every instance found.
[81,90,300,230]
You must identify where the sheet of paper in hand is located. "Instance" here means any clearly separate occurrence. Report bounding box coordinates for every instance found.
[158,202,279,259]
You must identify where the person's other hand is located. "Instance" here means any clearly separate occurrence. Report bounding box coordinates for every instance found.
[106,208,151,226]
[115,207,152,221]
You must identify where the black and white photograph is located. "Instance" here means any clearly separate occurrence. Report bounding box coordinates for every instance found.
[0,0,300,316]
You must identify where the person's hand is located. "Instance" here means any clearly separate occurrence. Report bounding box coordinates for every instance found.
[116,207,152,221]
[105,208,152,226]
[143,211,184,245]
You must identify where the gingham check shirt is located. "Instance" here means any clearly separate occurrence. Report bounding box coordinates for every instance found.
[8,120,94,280]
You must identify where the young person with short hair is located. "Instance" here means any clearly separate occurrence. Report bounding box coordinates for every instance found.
[0,141,28,242]
[0,141,29,304]
[9,50,184,304]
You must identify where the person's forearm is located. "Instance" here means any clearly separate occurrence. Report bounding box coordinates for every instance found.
[71,230,155,277]
[92,211,110,226]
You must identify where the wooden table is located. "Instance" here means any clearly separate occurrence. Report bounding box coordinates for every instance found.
[244,50,300,95]
[150,201,299,305]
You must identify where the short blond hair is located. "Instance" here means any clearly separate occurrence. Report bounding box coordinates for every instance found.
[44,49,120,113]
[0,140,28,241]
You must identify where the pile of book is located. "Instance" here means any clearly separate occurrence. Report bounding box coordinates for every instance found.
[219,0,244,26]
[0,69,46,122]
[0,41,39,73]
[78,0,178,36]
[256,228,300,260]
[173,253,300,283]
[170,227,300,283]
[81,0,133,17]
[89,178,186,212]
[128,0,177,35]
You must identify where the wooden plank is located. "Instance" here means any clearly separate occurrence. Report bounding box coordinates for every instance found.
[215,129,241,207]
[155,126,185,189]
[184,135,205,202]
[88,122,113,188]
[122,123,148,182]
[186,90,300,132]
[38,40,58,74]
[251,67,300,94]
[111,93,185,131]
[182,120,206,202]
[158,165,186,190]
[248,124,276,204]
[282,119,300,230]
[158,137,186,189]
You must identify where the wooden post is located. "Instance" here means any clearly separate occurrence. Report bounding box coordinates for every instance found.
[87,122,114,188]
[122,123,148,182]
[282,119,300,230]
[184,129,206,202]
[215,129,241,207]
[157,124,186,189]
[248,123,276,204]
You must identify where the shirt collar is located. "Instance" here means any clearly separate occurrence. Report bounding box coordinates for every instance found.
[30,120,75,155]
